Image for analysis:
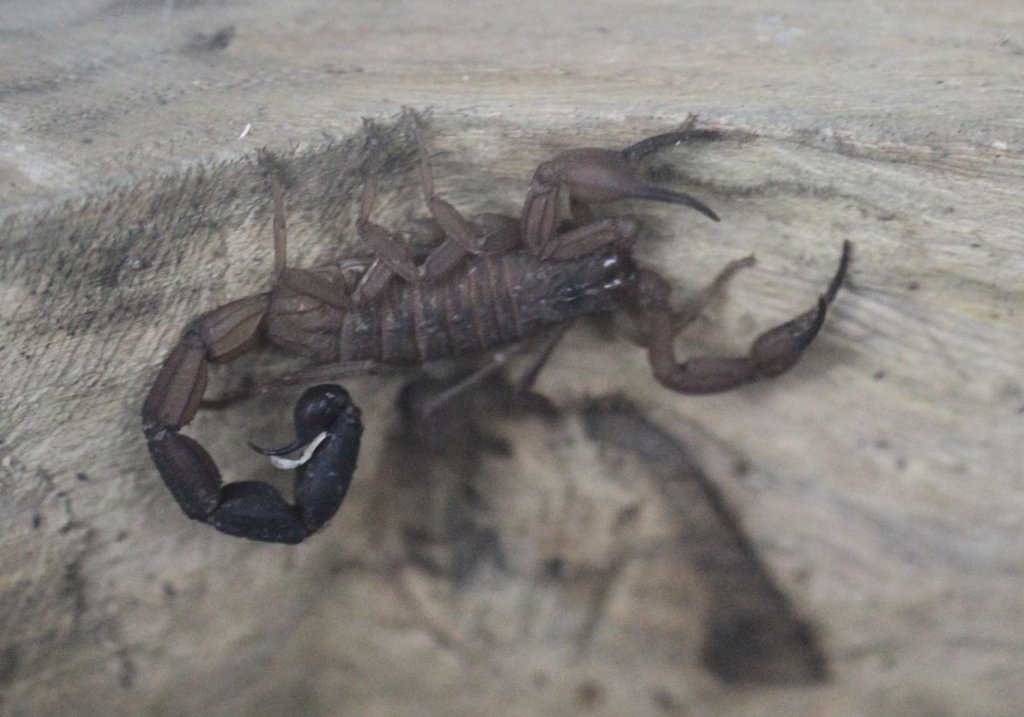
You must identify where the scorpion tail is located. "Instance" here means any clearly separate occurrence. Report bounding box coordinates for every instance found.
[146,384,362,544]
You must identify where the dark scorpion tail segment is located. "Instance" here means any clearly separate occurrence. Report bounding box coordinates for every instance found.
[642,241,851,394]
[145,385,362,544]
[249,385,361,457]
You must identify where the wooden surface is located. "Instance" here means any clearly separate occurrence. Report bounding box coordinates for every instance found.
[1,1,1022,715]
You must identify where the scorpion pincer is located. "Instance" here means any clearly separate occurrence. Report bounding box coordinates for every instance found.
[141,111,850,543]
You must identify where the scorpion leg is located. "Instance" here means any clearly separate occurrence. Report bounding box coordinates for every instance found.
[259,159,359,311]
[351,112,520,305]
[638,242,851,394]
[510,322,573,395]
[522,123,721,256]
[416,324,573,417]
[141,296,364,543]
[405,108,520,279]
[668,255,757,332]
[270,358,412,388]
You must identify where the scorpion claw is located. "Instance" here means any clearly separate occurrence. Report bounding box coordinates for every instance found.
[522,135,720,253]
[641,242,851,394]
[534,148,719,215]
[617,184,720,222]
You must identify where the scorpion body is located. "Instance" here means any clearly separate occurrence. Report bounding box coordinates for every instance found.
[142,111,850,543]
[267,248,633,365]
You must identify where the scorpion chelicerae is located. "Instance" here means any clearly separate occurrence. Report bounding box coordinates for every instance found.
[141,111,851,543]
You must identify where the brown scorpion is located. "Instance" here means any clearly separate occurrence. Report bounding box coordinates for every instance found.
[141,112,851,543]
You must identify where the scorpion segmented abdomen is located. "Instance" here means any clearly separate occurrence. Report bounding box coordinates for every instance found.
[338,254,530,364]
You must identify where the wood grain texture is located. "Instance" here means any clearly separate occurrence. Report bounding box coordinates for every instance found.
[1,1,1022,715]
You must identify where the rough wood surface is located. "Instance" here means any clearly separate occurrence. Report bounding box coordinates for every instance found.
[1,2,1022,716]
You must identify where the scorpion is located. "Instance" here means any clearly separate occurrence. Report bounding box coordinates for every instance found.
[141,111,851,544]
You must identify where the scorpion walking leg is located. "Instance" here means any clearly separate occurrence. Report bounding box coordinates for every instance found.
[416,324,573,417]
[141,296,364,543]
[405,107,519,278]
[352,111,520,304]
[270,359,412,388]
[260,156,359,311]
[511,322,574,394]
[639,242,852,394]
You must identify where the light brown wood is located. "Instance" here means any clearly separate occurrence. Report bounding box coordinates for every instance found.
[1,1,1022,715]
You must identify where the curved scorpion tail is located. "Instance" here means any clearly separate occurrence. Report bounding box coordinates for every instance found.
[145,386,362,544]
[141,295,363,544]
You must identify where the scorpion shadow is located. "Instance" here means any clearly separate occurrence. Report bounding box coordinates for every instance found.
[371,371,828,684]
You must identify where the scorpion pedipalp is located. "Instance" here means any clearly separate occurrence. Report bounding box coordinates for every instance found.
[522,123,722,257]
[637,241,852,394]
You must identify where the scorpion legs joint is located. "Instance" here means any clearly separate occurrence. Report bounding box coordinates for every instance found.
[350,110,520,305]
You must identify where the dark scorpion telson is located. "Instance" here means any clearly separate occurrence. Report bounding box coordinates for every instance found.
[141,112,851,544]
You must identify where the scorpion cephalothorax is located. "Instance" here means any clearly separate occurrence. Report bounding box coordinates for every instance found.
[141,110,850,543]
